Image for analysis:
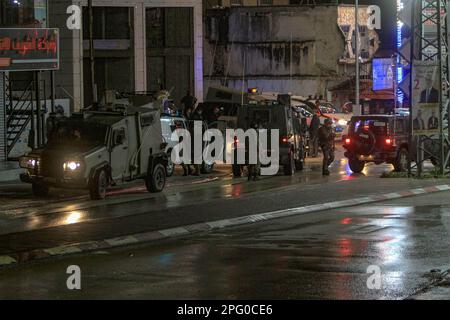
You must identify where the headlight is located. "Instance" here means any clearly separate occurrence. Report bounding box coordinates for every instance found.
[64,161,82,172]
[19,156,40,169]
[338,119,348,126]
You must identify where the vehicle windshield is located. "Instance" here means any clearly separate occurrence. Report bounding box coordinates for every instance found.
[47,119,107,148]
[349,118,388,136]
[320,105,337,114]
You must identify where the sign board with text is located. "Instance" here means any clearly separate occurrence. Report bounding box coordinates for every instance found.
[372,58,394,91]
[0,28,59,72]
[412,60,440,136]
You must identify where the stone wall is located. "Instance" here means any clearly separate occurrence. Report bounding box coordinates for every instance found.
[204,5,378,97]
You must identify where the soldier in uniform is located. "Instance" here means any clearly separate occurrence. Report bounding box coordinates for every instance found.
[247,120,263,181]
[318,118,335,176]
[309,102,321,157]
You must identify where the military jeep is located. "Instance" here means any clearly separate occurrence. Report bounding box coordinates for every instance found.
[20,106,168,200]
[233,94,306,177]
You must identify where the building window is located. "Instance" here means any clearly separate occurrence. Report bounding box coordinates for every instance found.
[82,7,135,106]
[259,0,273,5]
[146,8,194,103]
[0,0,47,27]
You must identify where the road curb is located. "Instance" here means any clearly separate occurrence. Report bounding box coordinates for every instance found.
[1,183,450,269]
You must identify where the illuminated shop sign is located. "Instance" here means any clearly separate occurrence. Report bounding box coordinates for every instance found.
[373,58,394,91]
[0,28,59,71]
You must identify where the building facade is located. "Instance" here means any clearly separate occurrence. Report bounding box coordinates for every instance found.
[203,4,379,100]
[0,0,50,162]
[51,0,203,111]
[0,0,203,162]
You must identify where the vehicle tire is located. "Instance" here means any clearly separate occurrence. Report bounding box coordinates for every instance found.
[201,162,214,174]
[283,151,295,176]
[295,159,304,171]
[394,148,409,172]
[431,157,439,167]
[232,164,242,178]
[166,158,175,177]
[146,163,166,193]
[349,159,365,173]
[89,169,108,200]
[32,182,49,197]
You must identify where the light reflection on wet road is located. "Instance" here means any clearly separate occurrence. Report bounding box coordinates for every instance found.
[0,191,448,299]
[0,147,448,259]
[0,149,392,234]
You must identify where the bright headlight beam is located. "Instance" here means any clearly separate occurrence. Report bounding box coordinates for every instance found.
[65,161,81,171]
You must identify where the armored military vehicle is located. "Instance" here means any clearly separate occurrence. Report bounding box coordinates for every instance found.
[233,94,306,176]
[20,102,168,200]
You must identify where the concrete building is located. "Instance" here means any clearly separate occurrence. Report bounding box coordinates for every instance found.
[205,0,339,7]
[203,3,379,101]
[0,0,203,164]
[51,0,203,111]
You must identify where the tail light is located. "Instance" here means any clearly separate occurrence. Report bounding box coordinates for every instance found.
[281,135,292,144]
[234,136,239,147]
[345,138,351,145]
[385,138,393,145]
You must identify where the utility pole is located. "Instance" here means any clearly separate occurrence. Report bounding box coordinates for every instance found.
[355,0,360,116]
[88,0,97,108]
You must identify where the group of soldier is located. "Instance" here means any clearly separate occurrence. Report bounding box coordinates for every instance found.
[178,92,336,179]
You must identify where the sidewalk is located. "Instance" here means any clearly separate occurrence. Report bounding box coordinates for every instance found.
[0,161,24,182]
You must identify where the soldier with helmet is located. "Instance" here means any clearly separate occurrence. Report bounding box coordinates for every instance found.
[318,118,335,176]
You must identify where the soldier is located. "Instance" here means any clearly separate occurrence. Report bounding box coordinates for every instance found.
[247,120,263,181]
[181,90,197,116]
[191,107,204,121]
[185,111,202,176]
[309,101,321,157]
[318,118,335,176]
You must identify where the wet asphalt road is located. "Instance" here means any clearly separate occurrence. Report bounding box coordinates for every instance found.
[0,190,449,299]
[0,148,435,256]
[0,148,447,256]
[1,147,450,299]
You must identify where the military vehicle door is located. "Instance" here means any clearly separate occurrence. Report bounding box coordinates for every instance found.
[110,124,130,180]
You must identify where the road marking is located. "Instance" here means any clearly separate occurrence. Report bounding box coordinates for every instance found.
[3,183,450,268]
[436,185,450,191]
[0,256,17,266]
[383,193,402,199]
[105,236,138,246]
[207,220,233,229]
[44,245,83,256]
[159,227,190,237]
[411,188,426,195]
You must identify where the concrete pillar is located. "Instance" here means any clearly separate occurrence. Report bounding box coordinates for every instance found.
[193,0,204,102]
[49,0,84,112]
[0,74,6,162]
[134,2,147,92]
